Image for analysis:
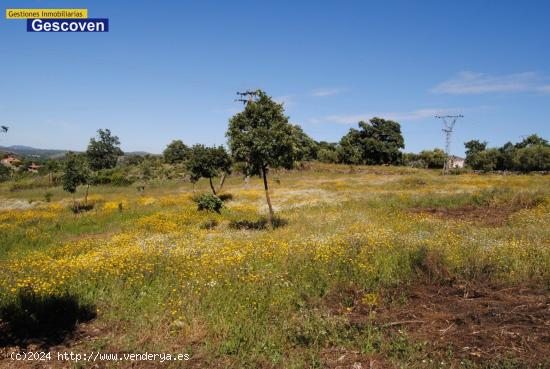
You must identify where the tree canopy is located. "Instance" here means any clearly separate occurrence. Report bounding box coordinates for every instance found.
[86,129,123,171]
[62,152,91,195]
[338,117,404,165]
[227,90,295,176]
[163,140,190,164]
[186,144,232,194]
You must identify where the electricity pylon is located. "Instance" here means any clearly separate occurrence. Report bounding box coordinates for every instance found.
[435,115,463,174]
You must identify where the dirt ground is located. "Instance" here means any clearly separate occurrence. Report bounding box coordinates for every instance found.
[3,279,549,368]
[412,204,529,226]
[358,280,550,367]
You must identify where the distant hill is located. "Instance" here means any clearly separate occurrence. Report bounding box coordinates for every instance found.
[0,145,69,159]
[0,145,153,160]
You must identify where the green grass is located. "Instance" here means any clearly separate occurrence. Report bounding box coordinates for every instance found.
[0,164,549,368]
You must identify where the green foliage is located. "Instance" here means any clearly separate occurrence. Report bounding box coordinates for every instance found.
[315,142,339,163]
[464,134,549,172]
[44,159,61,173]
[229,216,287,230]
[62,152,91,194]
[514,145,550,172]
[317,148,339,163]
[0,164,10,182]
[163,140,190,164]
[226,90,296,225]
[86,129,123,171]
[226,90,295,176]
[338,117,404,165]
[186,145,232,193]
[194,192,223,213]
[290,125,318,162]
[404,148,447,168]
[467,148,501,172]
[93,168,135,186]
[515,134,549,149]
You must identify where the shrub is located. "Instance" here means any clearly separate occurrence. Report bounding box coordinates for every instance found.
[94,169,135,186]
[229,216,287,230]
[44,192,53,202]
[218,193,233,202]
[0,165,10,182]
[194,193,223,213]
[317,148,339,163]
[70,201,95,214]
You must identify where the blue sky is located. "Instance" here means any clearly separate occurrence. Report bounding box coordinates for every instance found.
[1,0,549,155]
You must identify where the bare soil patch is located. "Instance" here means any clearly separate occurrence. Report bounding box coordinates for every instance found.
[412,204,528,226]
[369,281,550,366]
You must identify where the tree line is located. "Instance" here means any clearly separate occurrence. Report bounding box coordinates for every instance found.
[463,135,550,172]
[2,90,548,223]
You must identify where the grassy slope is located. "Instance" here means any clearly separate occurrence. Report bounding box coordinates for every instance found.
[0,165,549,368]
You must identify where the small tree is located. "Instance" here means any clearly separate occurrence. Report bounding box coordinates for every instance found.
[464,140,487,167]
[186,145,232,195]
[62,153,91,208]
[45,159,61,184]
[163,140,190,164]
[226,90,295,226]
[86,129,123,171]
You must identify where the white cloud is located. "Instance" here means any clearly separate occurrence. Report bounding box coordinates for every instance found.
[311,87,347,97]
[431,71,550,94]
[325,108,460,125]
[274,95,294,107]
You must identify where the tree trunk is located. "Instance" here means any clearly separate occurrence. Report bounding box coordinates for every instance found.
[73,193,77,214]
[261,166,274,228]
[84,184,90,205]
[218,173,226,193]
[209,177,217,195]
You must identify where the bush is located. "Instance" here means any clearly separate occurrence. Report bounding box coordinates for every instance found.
[44,192,53,202]
[514,145,550,172]
[70,202,95,214]
[317,148,339,163]
[0,165,10,182]
[194,193,223,213]
[229,216,287,230]
[93,169,135,186]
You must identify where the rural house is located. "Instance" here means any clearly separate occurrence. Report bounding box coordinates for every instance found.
[447,155,465,169]
[0,156,20,168]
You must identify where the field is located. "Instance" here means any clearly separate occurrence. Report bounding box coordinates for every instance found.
[0,164,549,368]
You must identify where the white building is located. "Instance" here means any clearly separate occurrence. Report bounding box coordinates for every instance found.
[447,155,465,169]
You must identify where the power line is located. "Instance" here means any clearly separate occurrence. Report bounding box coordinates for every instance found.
[235,90,259,105]
[435,115,463,174]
